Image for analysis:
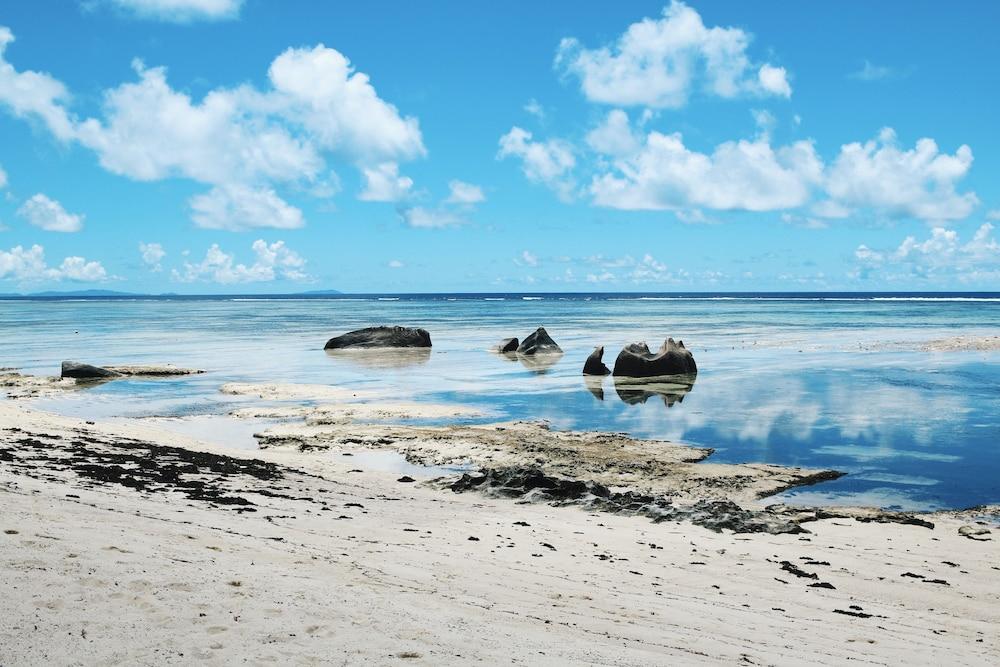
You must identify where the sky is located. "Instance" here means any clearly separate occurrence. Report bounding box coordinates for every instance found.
[0,0,998,293]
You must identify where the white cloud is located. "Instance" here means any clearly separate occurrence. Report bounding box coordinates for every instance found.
[387,259,404,269]
[445,180,485,204]
[586,109,641,157]
[0,28,426,229]
[824,128,976,222]
[757,64,791,97]
[524,99,545,119]
[265,45,425,164]
[853,223,1000,283]
[174,239,308,284]
[555,1,791,109]
[17,193,84,232]
[984,209,1000,221]
[498,126,576,201]
[850,60,893,82]
[56,256,108,281]
[0,27,75,140]
[189,185,304,231]
[139,242,165,271]
[519,250,539,267]
[590,130,822,211]
[398,206,465,229]
[0,162,7,189]
[0,244,106,283]
[358,162,413,202]
[103,0,244,22]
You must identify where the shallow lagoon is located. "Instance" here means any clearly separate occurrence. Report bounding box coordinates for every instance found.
[3,294,999,510]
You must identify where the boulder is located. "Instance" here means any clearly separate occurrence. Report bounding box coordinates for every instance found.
[612,338,697,377]
[582,346,611,375]
[516,327,562,355]
[496,337,519,353]
[61,361,122,380]
[324,326,431,350]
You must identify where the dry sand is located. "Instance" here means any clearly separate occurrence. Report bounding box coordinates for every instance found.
[2,400,999,665]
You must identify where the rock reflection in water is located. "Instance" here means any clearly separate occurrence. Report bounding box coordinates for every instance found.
[584,374,696,407]
[496,350,564,375]
[324,347,432,369]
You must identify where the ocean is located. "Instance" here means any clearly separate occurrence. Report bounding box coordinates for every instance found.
[2,292,999,511]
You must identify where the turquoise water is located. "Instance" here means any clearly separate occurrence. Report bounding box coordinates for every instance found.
[2,294,998,511]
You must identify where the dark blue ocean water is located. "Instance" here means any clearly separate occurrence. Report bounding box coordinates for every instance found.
[2,292,998,510]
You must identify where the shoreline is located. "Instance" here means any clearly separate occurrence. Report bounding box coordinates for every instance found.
[2,400,998,664]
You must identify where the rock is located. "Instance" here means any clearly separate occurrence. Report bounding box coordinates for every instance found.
[516,327,562,355]
[324,326,431,350]
[612,338,697,377]
[958,524,992,541]
[61,361,122,380]
[496,337,519,353]
[582,346,611,375]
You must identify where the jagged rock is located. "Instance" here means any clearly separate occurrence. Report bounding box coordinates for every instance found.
[496,337,519,353]
[516,327,562,355]
[612,338,697,377]
[583,346,611,375]
[324,326,431,350]
[61,361,122,380]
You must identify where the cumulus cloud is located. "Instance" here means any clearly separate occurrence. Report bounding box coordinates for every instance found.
[173,239,308,284]
[17,193,84,232]
[498,126,576,201]
[518,250,539,267]
[987,209,1000,221]
[0,27,425,229]
[590,129,822,212]
[358,162,413,202]
[139,242,165,271]
[100,0,243,22]
[189,185,304,231]
[0,27,75,140]
[853,223,1000,283]
[555,1,791,109]
[445,180,485,205]
[585,109,641,157]
[387,259,404,269]
[567,116,979,223]
[0,244,107,283]
[824,128,977,222]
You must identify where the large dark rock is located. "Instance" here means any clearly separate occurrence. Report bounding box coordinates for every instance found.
[496,337,519,353]
[612,338,697,377]
[516,327,562,355]
[61,361,122,380]
[324,326,431,350]
[582,346,611,375]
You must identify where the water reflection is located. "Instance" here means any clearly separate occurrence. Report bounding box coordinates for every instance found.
[324,347,432,368]
[614,374,696,407]
[495,350,564,375]
[583,373,696,407]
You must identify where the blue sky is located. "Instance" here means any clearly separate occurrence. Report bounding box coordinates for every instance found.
[0,0,998,293]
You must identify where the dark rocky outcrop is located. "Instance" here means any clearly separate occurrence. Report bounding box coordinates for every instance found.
[61,361,122,380]
[612,338,697,377]
[516,327,562,355]
[448,466,807,535]
[324,326,431,350]
[582,346,611,375]
[496,337,519,353]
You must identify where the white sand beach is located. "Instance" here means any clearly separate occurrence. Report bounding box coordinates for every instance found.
[2,399,998,665]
